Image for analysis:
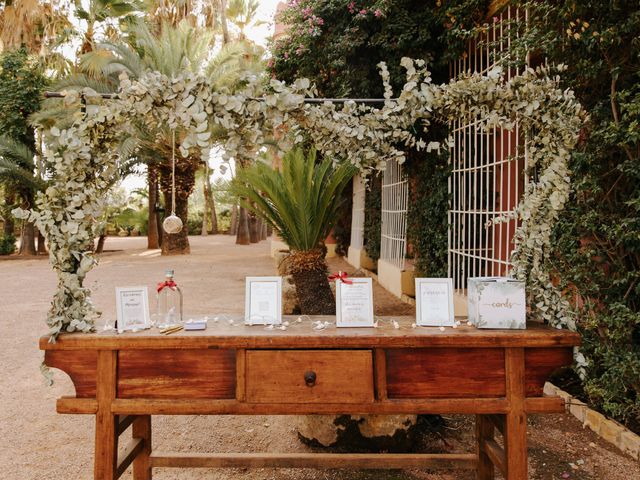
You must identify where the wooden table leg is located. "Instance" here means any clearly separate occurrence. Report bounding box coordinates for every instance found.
[133,415,152,480]
[476,414,495,479]
[505,348,528,480]
[95,350,118,480]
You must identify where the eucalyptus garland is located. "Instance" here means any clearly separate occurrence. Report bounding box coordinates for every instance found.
[17,59,584,340]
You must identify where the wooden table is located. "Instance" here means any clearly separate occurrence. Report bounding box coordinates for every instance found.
[40,316,580,480]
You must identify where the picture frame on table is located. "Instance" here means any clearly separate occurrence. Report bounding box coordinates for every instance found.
[415,278,455,327]
[115,286,151,333]
[336,277,375,327]
[245,276,282,325]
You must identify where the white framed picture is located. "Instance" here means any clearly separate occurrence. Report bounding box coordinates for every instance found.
[115,286,151,333]
[245,276,282,325]
[336,277,375,327]
[415,278,455,327]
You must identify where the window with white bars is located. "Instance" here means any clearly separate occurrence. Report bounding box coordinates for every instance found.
[349,174,366,250]
[448,6,528,292]
[380,159,409,270]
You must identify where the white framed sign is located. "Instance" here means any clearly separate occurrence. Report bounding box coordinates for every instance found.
[415,278,454,327]
[245,276,282,325]
[115,286,151,333]
[336,277,375,327]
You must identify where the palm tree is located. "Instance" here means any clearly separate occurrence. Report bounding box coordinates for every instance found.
[232,147,357,314]
[218,0,230,44]
[0,136,46,255]
[226,0,263,40]
[0,47,48,254]
[74,0,142,54]
[0,0,73,57]
[200,161,218,235]
[40,21,262,253]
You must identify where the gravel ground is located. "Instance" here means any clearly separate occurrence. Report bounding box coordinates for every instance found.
[0,235,637,479]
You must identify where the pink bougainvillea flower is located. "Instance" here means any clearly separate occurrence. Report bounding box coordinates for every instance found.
[348,2,356,13]
[283,51,289,59]
[374,9,383,17]
[359,9,367,15]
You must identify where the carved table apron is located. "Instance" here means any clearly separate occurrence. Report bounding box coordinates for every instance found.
[40,316,581,480]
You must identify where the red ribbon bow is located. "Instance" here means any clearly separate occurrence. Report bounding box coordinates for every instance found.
[328,271,353,284]
[157,280,177,293]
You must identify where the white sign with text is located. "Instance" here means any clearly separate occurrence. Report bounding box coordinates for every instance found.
[115,286,151,333]
[245,276,282,325]
[336,277,374,327]
[415,278,455,327]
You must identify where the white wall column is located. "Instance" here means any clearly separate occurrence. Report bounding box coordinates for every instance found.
[347,174,366,268]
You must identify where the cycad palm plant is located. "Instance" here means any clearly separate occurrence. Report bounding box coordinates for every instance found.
[233,148,357,314]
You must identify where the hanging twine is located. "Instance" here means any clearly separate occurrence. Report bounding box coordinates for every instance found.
[171,129,176,215]
[162,129,183,234]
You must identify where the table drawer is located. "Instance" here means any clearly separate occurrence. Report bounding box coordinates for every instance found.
[386,348,506,398]
[245,350,374,404]
[118,349,236,399]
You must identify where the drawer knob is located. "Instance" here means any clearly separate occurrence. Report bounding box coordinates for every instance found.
[304,370,317,387]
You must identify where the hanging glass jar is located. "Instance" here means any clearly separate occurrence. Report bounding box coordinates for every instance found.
[156,269,183,328]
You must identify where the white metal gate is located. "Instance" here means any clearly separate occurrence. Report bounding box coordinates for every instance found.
[448,6,528,291]
[349,174,366,250]
[380,159,409,270]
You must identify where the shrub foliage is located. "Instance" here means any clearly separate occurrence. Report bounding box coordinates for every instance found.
[508,0,640,430]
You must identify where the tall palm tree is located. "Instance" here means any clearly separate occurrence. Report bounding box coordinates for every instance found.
[226,0,263,40]
[0,135,45,255]
[58,21,263,253]
[74,0,142,54]
[143,0,225,31]
[0,47,48,254]
[218,0,230,44]
[232,147,357,314]
[0,0,73,57]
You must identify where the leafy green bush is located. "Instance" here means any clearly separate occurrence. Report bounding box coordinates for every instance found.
[332,182,353,257]
[217,209,231,233]
[271,0,488,95]
[113,207,148,236]
[363,173,381,262]
[406,149,450,278]
[0,234,16,255]
[186,211,204,235]
[510,0,640,431]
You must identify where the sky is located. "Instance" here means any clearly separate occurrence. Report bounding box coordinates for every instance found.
[244,0,283,47]
[118,0,284,193]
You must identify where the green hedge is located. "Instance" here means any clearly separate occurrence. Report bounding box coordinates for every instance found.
[363,173,382,262]
[406,149,450,278]
[512,0,640,431]
[0,234,16,255]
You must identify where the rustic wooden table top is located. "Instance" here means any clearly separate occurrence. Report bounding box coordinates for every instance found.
[40,316,581,350]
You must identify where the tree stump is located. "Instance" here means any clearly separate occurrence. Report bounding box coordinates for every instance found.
[296,415,425,452]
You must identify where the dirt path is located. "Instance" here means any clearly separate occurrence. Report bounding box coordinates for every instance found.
[0,235,636,479]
